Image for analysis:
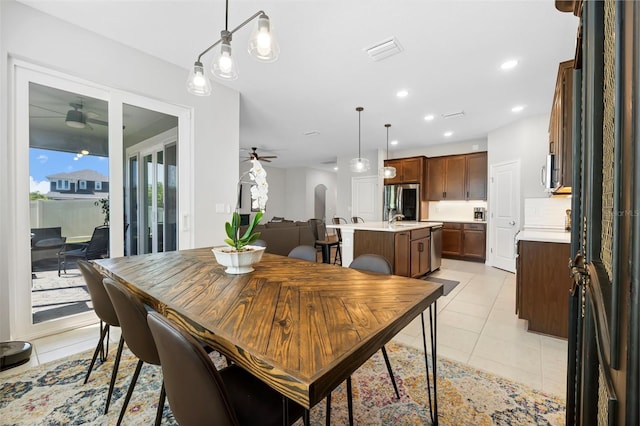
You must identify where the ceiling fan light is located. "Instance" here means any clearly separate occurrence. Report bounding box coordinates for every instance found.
[248,13,279,63]
[65,109,86,128]
[350,157,370,173]
[186,61,212,96]
[212,38,239,81]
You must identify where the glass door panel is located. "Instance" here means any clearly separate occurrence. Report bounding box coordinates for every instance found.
[28,82,109,324]
[165,145,177,252]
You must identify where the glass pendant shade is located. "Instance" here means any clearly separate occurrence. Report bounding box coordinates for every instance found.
[186,61,212,96]
[382,166,397,178]
[380,123,396,178]
[350,157,371,173]
[212,39,239,81]
[248,14,280,62]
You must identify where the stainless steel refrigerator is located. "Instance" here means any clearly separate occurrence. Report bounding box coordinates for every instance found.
[383,184,420,221]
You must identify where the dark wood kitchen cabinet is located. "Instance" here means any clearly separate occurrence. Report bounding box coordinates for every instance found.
[427,153,487,201]
[353,227,431,278]
[516,240,570,338]
[383,156,426,185]
[548,59,574,193]
[442,222,486,261]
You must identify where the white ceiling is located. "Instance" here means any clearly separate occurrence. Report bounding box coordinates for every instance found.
[19,0,580,169]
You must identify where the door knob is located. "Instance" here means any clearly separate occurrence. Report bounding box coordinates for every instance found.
[509,221,516,226]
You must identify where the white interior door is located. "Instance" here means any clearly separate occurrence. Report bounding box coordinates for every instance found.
[490,160,520,272]
[351,175,379,222]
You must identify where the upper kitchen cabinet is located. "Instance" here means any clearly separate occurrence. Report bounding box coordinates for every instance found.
[427,152,487,201]
[383,156,426,185]
[549,59,574,193]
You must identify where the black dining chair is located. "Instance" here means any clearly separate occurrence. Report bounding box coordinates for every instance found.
[308,219,339,264]
[326,254,400,426]
[147,311,305,426]
[287,245,317,262]
[103,278,166,426]
[58,225,109,276]
[76,260,124,414]
[331,217,348,265]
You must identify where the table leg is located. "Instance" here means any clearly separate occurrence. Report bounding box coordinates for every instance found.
[322,245,330,263]
[420,300,438,425]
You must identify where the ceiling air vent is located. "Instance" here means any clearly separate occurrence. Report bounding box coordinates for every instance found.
[442,111,465,119]
[364,37,403,61]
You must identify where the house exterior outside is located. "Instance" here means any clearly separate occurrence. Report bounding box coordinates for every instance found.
[45,169,109,200]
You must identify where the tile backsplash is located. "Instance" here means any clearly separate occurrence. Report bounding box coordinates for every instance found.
[524,197,572,230]
[427,200,488,222]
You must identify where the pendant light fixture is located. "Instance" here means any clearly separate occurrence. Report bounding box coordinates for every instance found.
[186,0,280,96]
[381,124,397,178]
[350,107,370,173]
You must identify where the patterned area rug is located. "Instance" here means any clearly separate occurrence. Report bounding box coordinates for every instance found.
[0,342,565,425]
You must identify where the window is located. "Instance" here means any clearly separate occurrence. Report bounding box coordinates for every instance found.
[95,181,102,190]
[56,179,69,190]
[79,180,87,190]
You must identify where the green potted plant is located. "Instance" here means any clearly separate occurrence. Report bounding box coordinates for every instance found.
[213,160,269,274]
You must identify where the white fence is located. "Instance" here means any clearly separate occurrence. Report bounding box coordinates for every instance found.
[30,199,106,240]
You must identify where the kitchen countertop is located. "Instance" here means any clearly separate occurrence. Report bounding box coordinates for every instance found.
[327,221,443,233]
[423,219,487,224]
[517,229,571,244]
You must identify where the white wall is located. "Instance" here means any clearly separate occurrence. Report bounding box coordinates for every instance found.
[335,148,380,220]
[238,163,337,223]
[0,1,239,340]
[487,113,550,219]
[390,138,488,159]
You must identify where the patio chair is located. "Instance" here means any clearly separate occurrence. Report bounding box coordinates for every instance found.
[31,227,66,266]
[58,226,109,276]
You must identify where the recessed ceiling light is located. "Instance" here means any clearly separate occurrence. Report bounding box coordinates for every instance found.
[444,131,453,137]
[80,149,89,155]
[396,90,409,98]
[501,59,519,70]
[511,105,525,113]
[390,140,399,146]
[333,166,339,171]
[424,114,435,121]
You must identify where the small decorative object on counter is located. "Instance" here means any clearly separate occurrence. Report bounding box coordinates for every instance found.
[565,209,572,231]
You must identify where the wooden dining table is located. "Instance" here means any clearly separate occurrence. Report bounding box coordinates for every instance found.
[94,248,443,422]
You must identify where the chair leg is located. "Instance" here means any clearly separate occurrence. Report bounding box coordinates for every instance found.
[347,376,353,426]
[325,392,331,426]
[84,322,109,384]
[105,336,125,414]
[381,346,400,399]
[154,382,166,426]
[117,359,144,426]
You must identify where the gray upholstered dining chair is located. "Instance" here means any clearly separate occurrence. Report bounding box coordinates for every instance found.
[287,245,317,262]
[147,311,305,426]
[326,254,400,426]
[103,278,166,426]
[76,260,124,414]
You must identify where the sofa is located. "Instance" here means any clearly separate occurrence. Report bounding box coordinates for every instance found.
[240,220,316,256]
[31,227,66,264]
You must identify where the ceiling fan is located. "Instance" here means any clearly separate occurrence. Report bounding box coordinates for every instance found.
[64,102,108,129]
[243,147,277,163]
[30,101,108,130]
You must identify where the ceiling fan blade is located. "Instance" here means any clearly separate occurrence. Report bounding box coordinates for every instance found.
[86,117,108,126]
[261,158,272,163]
[260,155,277,159]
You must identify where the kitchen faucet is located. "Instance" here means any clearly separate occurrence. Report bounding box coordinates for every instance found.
[389,213,405,224]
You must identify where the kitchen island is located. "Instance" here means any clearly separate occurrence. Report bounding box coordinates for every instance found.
[328,221,443,277]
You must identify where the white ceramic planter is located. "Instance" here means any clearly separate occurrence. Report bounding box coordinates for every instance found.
[211,245,266,274]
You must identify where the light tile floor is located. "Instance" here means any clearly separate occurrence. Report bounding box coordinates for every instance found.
[392,258,568,398]
[1,258,568,398]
